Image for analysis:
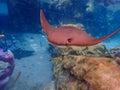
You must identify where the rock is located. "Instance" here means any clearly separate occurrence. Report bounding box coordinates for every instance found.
[50,44,109,57]
[50,44,120,59]
[107,47,120,58]
[112,47,120,64]
[70,44,108,57]
[53,55,120,90]
[51,44,120,90]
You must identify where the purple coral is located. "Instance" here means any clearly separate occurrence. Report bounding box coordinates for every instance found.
[0,48,14,89]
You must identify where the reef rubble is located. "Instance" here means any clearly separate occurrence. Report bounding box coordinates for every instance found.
[51,44,120,90]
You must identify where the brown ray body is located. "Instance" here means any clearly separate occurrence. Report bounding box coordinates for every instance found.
[40,10,120,46]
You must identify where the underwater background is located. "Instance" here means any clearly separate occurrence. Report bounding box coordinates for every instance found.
[0,0,120,90]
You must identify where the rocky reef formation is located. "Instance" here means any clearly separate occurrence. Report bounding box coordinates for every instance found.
[50,44,109,57]
[51,44,120,90]
[108,47,120,58]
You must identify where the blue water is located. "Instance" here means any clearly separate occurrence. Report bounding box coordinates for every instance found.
[0,3,8,15]
[0,0,120,90]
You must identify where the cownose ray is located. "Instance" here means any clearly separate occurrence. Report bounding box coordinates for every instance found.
[40,10,120,46]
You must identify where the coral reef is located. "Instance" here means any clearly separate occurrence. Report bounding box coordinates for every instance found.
[51,44,120,90]
[51,44,109,57]
[107,47,120,58]
[54,55,120,90]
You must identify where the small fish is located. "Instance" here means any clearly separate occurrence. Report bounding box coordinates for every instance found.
[0,34,4,39]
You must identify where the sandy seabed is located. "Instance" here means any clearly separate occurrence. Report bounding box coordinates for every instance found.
[3,33,54,90]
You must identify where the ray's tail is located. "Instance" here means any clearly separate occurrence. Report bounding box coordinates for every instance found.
[93,28,120,45]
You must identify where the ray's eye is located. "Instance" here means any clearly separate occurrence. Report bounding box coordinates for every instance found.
[67,38,72,43]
